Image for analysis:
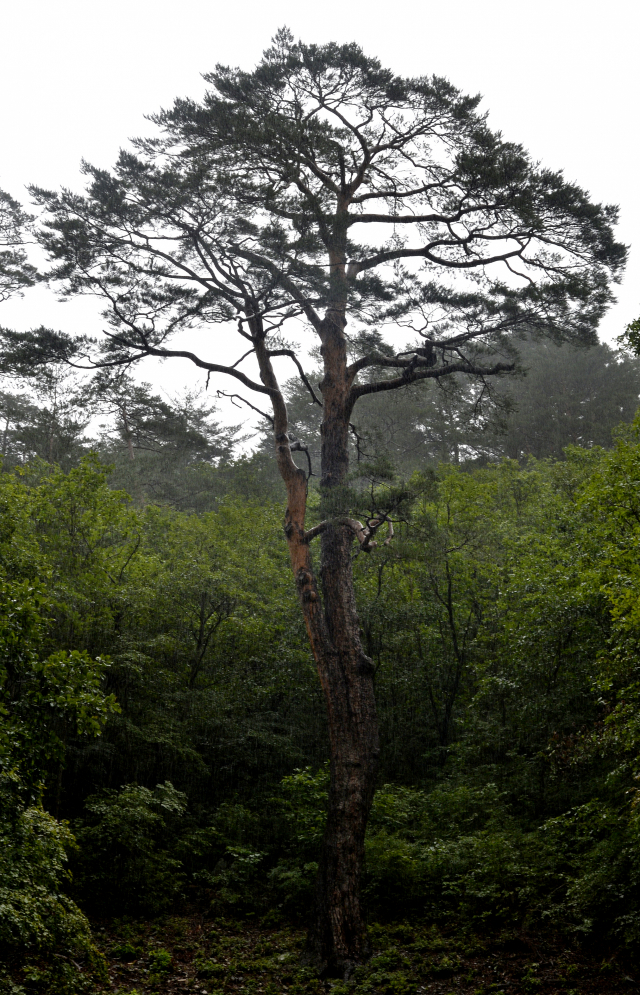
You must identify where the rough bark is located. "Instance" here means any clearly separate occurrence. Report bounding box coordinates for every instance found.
[305,315,379,976]
[254,257,380,975]
[306,514,379,977]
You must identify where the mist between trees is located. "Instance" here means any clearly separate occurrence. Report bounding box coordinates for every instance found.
[1,332,639,507]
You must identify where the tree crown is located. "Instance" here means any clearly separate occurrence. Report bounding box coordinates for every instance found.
[11,30,626,422]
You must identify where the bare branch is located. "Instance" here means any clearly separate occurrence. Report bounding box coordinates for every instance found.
[109,337,278,396]
[290,438,313,479]
[233,246,323,332]
[350,243,527,276]
[216,390,274,425]
[269,348,322,405]
[303,515,393,551]
[230,346,256,369]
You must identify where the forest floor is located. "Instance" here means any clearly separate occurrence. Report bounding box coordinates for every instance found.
[92,911,638,995]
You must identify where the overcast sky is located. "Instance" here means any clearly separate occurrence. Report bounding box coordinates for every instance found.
[1,0,638,414]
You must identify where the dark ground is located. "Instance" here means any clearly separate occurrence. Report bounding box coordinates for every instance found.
[92,913,638,995]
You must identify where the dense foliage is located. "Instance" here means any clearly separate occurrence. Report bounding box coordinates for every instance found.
[5,396,640,988]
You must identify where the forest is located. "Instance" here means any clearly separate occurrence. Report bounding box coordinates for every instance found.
[2,30,640,995]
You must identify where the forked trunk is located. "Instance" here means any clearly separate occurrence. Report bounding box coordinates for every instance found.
[257,279,380,976]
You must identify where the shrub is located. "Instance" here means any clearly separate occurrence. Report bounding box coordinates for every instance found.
[0,771,103,994]
[73,781,187,915]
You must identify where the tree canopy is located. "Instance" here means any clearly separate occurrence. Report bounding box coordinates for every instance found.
[6,29,622,407]
[0,187,37,302]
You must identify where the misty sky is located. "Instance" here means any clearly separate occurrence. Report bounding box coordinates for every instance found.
[1,0,638,419]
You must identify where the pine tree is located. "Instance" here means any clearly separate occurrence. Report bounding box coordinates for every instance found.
[9,30,625,974]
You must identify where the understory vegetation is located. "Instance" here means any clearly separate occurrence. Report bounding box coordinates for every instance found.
[5,390,640,991]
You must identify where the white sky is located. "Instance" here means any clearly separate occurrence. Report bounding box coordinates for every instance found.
[1,0,639,430]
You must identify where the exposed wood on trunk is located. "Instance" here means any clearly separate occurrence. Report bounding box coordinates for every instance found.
[252,269,380,975]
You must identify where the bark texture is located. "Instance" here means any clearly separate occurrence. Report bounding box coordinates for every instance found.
[308,312,379,975]
[297,314,380,975]
[307,516,379,977]
[254,278,379,975]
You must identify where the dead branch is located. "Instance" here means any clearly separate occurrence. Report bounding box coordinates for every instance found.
[216,390,274,426]
[303,515,394,551]
[290,438,313,478]
[269,349,323,406]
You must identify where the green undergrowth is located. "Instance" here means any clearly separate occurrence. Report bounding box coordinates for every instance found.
[66,769,640,952]
[0,773,106,995]
[93,914,634,995]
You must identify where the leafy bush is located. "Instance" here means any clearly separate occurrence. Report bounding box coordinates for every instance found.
[267,859,319,915]
[73,781,187,914]
[363,783,531,918]
[362,783,640,947]
[0,771,103,994]
[537,800,640,946]
[276,764,329,859]
[208,845,268,910]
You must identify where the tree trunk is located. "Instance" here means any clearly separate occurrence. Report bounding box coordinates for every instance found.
[305,520,379,977]
[304,316,379,977]
[254,266,380,975]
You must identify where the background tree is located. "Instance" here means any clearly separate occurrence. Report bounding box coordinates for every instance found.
[0,368,90,470]
[489,336,640,460]
[273,361,509,474]
[275,336,640,473]
[16,31,625,974]
[0,188,37,303]
[89,371,238,506]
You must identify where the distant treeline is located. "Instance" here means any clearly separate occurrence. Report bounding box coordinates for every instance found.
[1,334,639,511]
